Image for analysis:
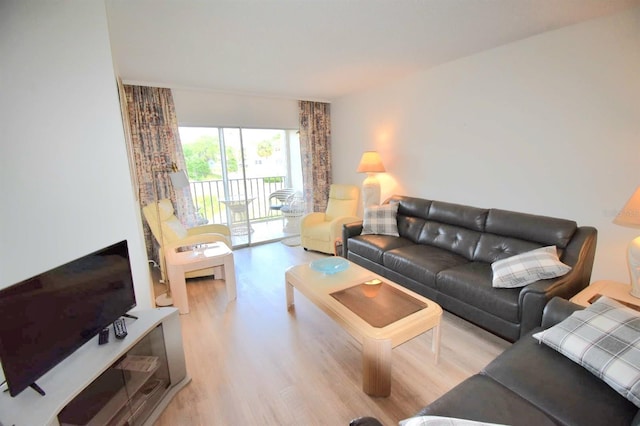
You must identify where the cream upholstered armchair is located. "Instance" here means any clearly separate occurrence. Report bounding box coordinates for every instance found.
[142,199,231,280]
[300,184,360,254]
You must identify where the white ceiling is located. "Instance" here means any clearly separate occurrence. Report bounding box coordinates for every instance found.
[106,0,640,101]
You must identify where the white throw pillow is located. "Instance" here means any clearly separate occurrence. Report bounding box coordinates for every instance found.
[361,203,399,236]
[532,296,640,407]
[491,246,571,288]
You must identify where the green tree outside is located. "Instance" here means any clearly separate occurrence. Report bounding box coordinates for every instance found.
[257,140,273,158]
[183,135,221,180]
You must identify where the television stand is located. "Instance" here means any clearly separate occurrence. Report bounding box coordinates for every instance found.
[29,382,46,396]
[123,313,139,320]
[0,307,188,426]
[4,382,47,396]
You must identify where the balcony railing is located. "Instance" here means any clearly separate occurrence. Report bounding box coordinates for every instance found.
[189,176,289,226]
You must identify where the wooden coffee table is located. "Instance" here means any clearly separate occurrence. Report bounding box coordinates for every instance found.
[285,259,442,397]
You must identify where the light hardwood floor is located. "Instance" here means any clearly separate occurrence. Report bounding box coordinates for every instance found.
[152,242,510,426]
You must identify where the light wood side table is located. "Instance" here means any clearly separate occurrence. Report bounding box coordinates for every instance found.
[570,280,640,309]
[165,242,236,314]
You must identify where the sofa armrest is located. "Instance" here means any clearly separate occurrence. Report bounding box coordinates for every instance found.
[517,226,597,338]
[541,297,583,329]
[342,221,364,258]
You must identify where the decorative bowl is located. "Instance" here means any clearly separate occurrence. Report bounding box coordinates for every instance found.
[361,279,382,298]
[309,257,349,274]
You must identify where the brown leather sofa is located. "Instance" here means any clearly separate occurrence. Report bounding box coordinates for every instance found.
[343,195,597,342]
[350,298,639,426]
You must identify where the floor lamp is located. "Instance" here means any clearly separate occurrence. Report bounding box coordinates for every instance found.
[153,167,190,307]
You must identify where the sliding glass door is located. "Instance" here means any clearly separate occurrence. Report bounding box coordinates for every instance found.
[180,126,302,247]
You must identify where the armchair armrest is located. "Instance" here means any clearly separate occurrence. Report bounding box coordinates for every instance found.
[328,216,361,244]
[188,224,231,237]
[187,224,231,246]
[165,233,231,252]
[301,212,326,227]
[342,221,364,258]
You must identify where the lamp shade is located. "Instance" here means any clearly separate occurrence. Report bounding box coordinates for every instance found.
[614,186,640,228]
[356,151,386,173]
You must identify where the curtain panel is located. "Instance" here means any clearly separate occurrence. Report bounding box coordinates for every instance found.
[123,85,196,261]
[298,101,332,212]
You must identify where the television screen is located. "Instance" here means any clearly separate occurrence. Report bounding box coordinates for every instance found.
[0,240,136,397]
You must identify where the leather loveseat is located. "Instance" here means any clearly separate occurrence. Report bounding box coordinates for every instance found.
[342,195,597,342]
[351,298,639,426]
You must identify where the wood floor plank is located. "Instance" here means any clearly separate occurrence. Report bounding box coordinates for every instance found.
[152,242,510,426]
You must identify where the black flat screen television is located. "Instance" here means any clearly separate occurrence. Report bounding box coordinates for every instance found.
[0,240,136,397]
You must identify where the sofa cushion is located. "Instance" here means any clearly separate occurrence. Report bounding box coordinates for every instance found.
[491,246,571,289]
[436,263,520,323]
[348,235,415,264]
[483,330,638,426]
[532,296,640,407]
[383,245,468,290]
[418,375,556,425]
[362,203,399,236]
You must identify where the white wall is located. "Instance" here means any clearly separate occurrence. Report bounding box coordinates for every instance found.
[172,89,299,129]
[0,2,152,308]
[332,7,640,283]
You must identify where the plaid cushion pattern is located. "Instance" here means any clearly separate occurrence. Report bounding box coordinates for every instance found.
[361,203,399,236]
[491,245,571,288]
[533,296,640,407]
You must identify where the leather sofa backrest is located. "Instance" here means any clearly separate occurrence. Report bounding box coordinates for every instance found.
[418,222,482,259]
[473,234,541,263]
[391,196,488,260]
[429,201,488,231]
[386,195,579,264]
[475,209,578,263]
[485,209,577,249]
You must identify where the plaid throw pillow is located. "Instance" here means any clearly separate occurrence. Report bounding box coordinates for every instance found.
[533,296,640,407]
[491,246,571,288]
[361,203,399,236]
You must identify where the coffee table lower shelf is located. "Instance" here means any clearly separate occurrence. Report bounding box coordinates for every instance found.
[285,261,442,397]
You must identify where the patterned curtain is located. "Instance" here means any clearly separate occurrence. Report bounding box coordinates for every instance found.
[299,101,332,212]
[123,85,196,261]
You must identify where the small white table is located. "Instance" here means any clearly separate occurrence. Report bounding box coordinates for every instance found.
[165,242,236,314]
[221,198,255,235]
[570,280,640,308]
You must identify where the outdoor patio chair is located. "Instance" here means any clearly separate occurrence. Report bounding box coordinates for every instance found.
[269,188,297,211]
